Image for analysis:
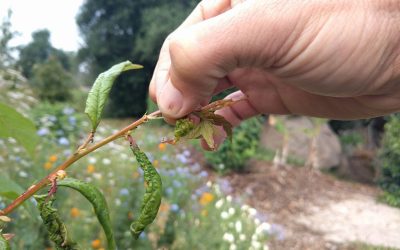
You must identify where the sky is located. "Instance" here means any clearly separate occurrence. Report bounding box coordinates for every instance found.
[0,0,85,52]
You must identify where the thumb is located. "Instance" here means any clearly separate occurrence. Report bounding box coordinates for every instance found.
[157,0,300,118]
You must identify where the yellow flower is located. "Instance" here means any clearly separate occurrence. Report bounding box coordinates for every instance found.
[48,154,58,163]
[201,209,208,217]
[70,207,80,218]
[132,172,140,179]
[158,143,166,151]
[87,164,95,174]
[91,239,102,249]
[159,202,169,212]
[44,162,53,170]
[153,159,159,168]
[199,192,214,206]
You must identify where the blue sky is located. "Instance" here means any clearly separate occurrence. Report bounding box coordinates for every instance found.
[0,0,84,51]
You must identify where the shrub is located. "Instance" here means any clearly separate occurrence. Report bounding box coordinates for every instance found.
[379,114,400,207]
[205,116,264,173]
[31,57,72,102]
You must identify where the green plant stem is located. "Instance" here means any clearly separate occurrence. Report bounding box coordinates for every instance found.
[0,110,161,216]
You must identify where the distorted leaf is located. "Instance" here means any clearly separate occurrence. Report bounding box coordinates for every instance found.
[173,118,195,143]
[58,178,116,250]
[85,61,143,131]
[130,143,162,239]
[0,102,39,156]
[34,195,79,250]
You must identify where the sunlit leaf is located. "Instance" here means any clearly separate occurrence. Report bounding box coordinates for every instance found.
[84,61,143,131]
[58,178,116,250]
[0,102,39,156]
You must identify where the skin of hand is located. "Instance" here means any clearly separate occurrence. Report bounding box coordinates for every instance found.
[149,0,400,128]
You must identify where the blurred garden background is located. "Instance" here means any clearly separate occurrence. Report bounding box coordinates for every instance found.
[0,1,400,250]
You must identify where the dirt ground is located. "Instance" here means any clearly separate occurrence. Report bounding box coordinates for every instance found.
[220,161,400,250]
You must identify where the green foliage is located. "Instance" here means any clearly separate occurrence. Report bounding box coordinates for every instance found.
[379,114,400,207]
[0,102,39,156]
[205,116,264,173]
[58,178,116,250]
[17,30,71,78]
[77,0,197,117]
[0,232,10,250]
[34,194,79,250]
[85,61,142,131]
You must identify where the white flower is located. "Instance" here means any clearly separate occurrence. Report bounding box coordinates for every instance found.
[241,204,250,212]
[88,157,97,164]
[102,158,111,165]
[229,244,237,250]
[228,207,235,215]
[222,233,234,243]
[115,198,121,206]
[256,222,271,235]
[226,195,232,202]
[251,240,261,249]
[93,173,102,180]
[248,207,257,216]
[239,234,246,241]
[215,199,224,209]
[206,181,212,187]
[235,221,242,233]
[18,171,28,178]
[221,211,229,219]
[263,245,269,250]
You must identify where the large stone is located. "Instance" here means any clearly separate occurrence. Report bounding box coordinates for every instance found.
[261,116,342,170]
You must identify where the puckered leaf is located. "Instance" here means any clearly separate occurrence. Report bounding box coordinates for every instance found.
[0,102,39,156]
[34,195,79,250]
[58,178,116,250]
[84,61,143,131]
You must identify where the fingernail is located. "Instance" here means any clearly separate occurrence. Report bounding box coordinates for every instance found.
[158,80,183,118]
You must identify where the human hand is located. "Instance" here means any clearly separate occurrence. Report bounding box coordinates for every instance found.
[149,0,400,127]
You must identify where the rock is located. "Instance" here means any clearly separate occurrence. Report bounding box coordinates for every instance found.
[261,116,342,170]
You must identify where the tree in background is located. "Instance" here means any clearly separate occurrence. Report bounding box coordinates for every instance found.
[0,9,18,69]
[17,29,71,78]
[31,56,72,102]
[77,0,198,117]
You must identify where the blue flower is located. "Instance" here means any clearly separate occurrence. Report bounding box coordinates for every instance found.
[63,107,75,115]
[199,171,208,178]
[119,188,129,196]
[37,127,50,136]
[165,187,173,196]
[58,137,69,146]
[172,180,182,188]
[170,203,179,212]
[68,116,77,126]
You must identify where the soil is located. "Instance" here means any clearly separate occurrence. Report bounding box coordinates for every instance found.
[218,160,400,250]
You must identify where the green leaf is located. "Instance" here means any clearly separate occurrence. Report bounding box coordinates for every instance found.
[0,176,37,218]
[0,102,39,156]
[185,120,217,149]
[58,178,116,250]
[84,61,143,131]
[0,232,11,250]
[34,195,79,250]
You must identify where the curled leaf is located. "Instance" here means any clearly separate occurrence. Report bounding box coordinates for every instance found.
[34,195,78,250]
[85,61,143,131]
[57,178,116,250]
[130,143,162,239]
